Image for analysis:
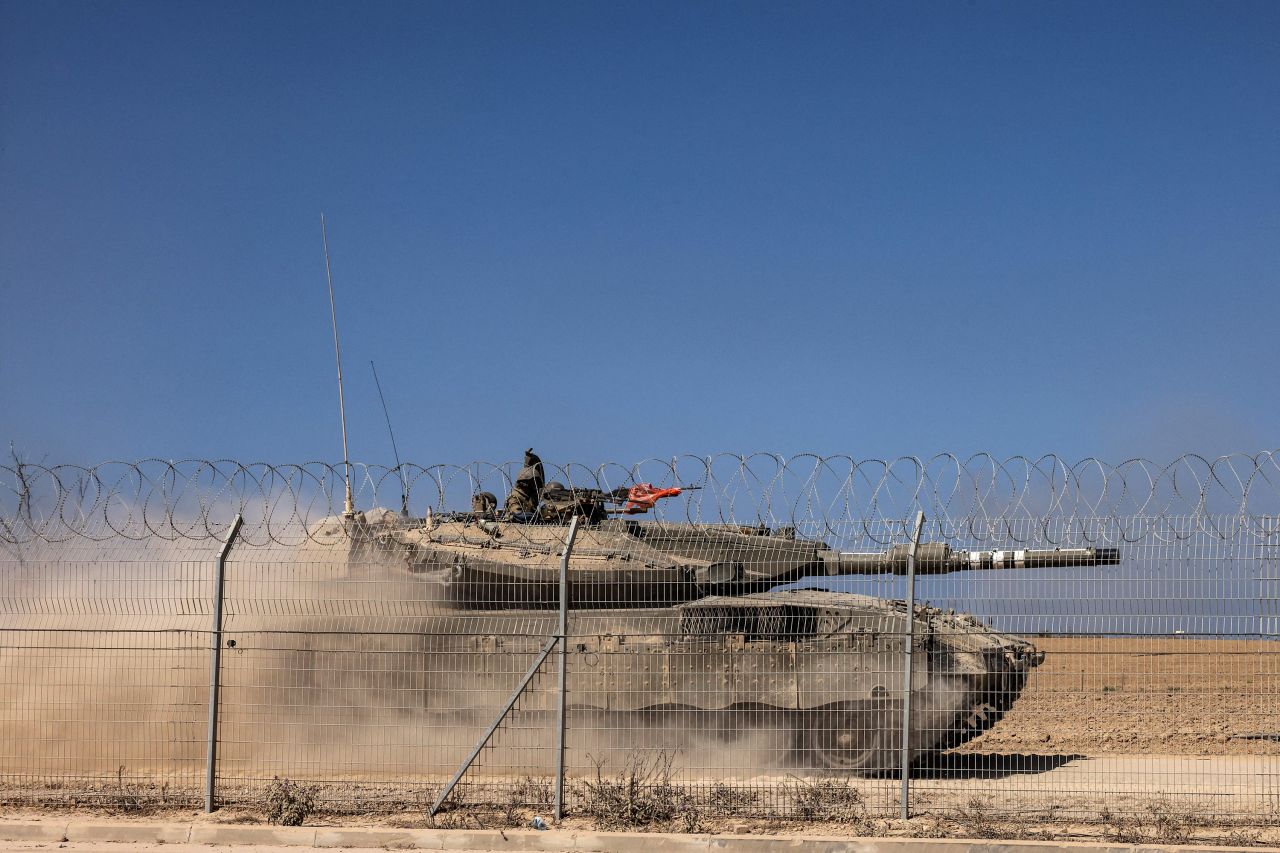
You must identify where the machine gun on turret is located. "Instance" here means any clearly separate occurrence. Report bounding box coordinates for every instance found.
[538,482,699,522]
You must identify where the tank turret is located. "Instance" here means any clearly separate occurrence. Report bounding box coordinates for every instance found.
[362,511,1117,609]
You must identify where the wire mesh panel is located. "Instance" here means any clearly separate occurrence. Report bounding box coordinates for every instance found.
[552,520,920,819]
[0,539,213,806]
[0,453,1277,830]
[207,540,565,811]
[899,515,1277,823]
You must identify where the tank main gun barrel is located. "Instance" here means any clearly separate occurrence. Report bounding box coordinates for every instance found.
[820,543,1120,576]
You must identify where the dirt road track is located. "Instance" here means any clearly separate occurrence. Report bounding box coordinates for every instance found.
[906,754,1275,816]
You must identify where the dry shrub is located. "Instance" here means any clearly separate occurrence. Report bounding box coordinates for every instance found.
[705,783,760,817]
[427,777,554,830]
[1100,801,1195,845]
[264,777,317,826]
[102,766,173,814]
[785,776,867,826]
[503,776,552,828]
[110,766,144,813]
[575,751,700,831]
[952,795,1008,839]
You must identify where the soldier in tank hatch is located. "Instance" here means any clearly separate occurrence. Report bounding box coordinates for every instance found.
[504,448,545,515]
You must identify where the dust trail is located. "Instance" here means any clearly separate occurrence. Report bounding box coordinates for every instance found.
[0,529,804,792]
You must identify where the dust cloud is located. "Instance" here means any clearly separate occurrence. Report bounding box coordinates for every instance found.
[0,529,806,791]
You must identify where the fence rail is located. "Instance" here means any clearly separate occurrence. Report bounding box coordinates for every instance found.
[1,454,1277,834]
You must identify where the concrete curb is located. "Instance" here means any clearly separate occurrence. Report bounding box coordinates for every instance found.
[0,822,1271,853]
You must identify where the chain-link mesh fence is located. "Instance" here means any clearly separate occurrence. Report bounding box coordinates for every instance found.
[1,454,1277,830]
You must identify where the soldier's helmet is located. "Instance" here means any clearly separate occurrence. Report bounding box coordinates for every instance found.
[471,492,498,517]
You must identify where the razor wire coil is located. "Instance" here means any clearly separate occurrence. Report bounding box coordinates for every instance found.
[2,451,1279,546]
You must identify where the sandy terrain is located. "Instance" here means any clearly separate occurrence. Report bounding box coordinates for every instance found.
[960,636,1279,756]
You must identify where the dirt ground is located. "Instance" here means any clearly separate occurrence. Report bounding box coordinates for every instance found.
[0,790,1277,849]
[959,636,1279,756]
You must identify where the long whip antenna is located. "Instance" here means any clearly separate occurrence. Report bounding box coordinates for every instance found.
[371,360,409,517]
[321,212,355,518]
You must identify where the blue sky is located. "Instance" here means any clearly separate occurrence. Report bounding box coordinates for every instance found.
[1,1,1276,470]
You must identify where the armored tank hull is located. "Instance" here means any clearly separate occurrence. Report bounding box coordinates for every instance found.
[558,589,1038,772]
[303,509,1111,774]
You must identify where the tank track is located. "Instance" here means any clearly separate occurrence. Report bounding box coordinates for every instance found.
[934,668,1030,752]
[788,669,1030,776]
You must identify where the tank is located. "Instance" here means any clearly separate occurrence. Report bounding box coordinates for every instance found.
[315,449,1120,775]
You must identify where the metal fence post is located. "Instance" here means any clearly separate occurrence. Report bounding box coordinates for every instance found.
[554,515,580,821]
[429,515,580,819]
[205,513,243,813]
[900,510,925,820]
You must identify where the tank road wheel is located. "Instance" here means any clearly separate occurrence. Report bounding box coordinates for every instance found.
[798,700,899,776]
